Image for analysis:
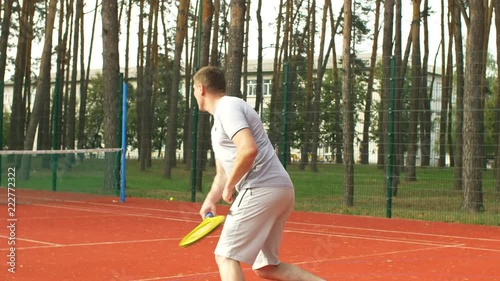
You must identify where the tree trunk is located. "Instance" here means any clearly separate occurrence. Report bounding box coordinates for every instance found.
[210,0,221,67]
[328,4,343,165]
[102,0,120,189]
[254,0,263,113]
[284,2,301,165]
[311,0,331,172]
[392,0,402,194]
[305,0,315,172]
[62,25,73,150]
[79,0,99,152]
[452,0,464,190]
[406,0,421,181]
[183,12,195,166]
[288,2,312,171]
[150,0,160,168]
[141,0,159,170]
[438,0,450,168]
[136,0,145,170]
[495,0,500,202]
[480,2,494,174]
[159,0,172,166]
[67,0,83,167]
[19,0,58,180]
[9,0,32,154]
[125,0,133,81]
[462,1,485,212]
[207,0,220,169]
[0,0,12,82]
[225,0,245,97]
[77,2,92,153]
[342,0,354,207]
[419,0,431,167]
[361,0,381,165]
[242,0,250,101]
[447,84,454,167]
[39,1,63,168]
[443,23,454,168]
[164,0,189,178]
[380,0,394,170]
[53,0,69,152]
[195,0,214,192]
[269,0,284,148]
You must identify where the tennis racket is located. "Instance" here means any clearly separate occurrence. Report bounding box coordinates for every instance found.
[178,212,225,248]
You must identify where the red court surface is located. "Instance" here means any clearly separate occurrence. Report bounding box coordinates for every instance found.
[0,190,499,281]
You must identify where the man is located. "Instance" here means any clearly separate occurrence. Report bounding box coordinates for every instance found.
[194,66,326,281]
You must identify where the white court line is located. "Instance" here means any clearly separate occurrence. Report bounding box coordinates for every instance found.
[294,243,469,266]
[83,201,199,216]
[0,236,219,251]
[21,204,461,251]
[286,229,500,253]
[43,199,500,244]
[18,195,198,217]
[0,235,61,246]
[128,244,469,281]
[286,221,500,243]
[11,214,124,220]
[7,202,499,281]
[31,202,500,246]
[15,196,106,205]
[130,271,220,281]
[285,229,461,247]
[447,245,500,253]
[30,201,500,251]
[31,203,201,224]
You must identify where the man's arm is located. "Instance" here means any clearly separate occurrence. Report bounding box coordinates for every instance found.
[222,128,258,203]
[199,160,227,218]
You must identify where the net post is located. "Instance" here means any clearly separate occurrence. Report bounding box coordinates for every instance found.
[120,82,127,203]
[51,76,61,191]
[0,81,4,186]
[386,56,396,218]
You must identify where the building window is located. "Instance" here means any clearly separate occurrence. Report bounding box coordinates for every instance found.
[246,79,272,96]
[247,80,257,96]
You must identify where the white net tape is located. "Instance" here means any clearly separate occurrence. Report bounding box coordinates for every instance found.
[0,148,123,155]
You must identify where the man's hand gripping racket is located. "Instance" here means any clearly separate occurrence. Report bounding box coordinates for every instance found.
[178,212,225,248]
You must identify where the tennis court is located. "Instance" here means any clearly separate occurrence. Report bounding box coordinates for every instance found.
[0,189,499,281]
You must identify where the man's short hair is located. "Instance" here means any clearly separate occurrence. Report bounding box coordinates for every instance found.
[193,66,226,93]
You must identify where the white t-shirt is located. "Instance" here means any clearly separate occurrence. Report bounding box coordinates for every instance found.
[211,96,293,192]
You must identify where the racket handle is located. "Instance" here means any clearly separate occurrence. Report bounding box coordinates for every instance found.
[205,212,214,218]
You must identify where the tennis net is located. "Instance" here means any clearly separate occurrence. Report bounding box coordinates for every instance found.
[0,148,124,204]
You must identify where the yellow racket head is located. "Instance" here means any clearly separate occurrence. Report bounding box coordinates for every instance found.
[179,213,225,248]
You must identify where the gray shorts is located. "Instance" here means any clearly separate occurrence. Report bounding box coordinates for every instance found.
[214,186,294,269]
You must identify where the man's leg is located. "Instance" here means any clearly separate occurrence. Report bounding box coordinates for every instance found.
[216,255,245,281]
[254,262,326,281]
